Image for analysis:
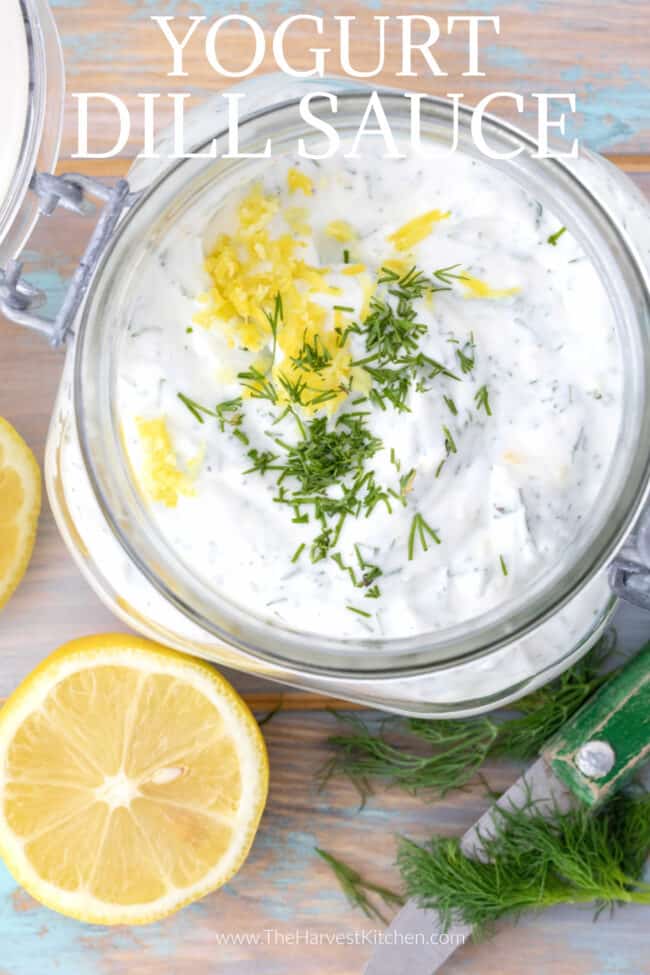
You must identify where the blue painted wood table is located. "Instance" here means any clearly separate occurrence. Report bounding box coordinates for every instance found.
[1,1,649,971]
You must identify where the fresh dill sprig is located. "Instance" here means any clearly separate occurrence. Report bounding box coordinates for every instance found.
[547,226,567,246]
[316,848,405,924]
[320,634,618,798]
[475,385,492,416]
[499,554,508,577]
[408,513,441,560]
[320,712,498,802]
[398,791,650,935]
[347,605,372,618]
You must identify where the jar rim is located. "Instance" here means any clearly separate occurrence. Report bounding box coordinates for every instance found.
[0,0,65,265]
[74,85,650,678]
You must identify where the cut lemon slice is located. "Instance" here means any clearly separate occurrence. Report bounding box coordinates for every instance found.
[0,634,269,925]
[0,416,41,610]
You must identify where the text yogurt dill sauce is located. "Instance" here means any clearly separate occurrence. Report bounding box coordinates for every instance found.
[117,146,623,641]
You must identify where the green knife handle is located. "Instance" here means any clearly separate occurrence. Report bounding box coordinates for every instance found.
[543,642,650,808]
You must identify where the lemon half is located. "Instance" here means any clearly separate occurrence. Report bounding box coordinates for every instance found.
[0,635,269,925]
[0,416,41,610]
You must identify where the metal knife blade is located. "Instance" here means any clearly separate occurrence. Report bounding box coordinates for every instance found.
[364,757,576,975]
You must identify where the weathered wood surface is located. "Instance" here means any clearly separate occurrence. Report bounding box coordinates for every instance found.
[2,711,650,975]
[1,1,650,972]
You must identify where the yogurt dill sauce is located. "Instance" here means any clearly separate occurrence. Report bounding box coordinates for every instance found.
[117,146,623,641]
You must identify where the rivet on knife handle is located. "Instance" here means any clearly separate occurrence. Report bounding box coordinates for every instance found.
[543,642,650,809]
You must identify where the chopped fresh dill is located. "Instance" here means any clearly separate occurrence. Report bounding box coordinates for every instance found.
[547,226,567,246]
[408,512,441,560]
[233,428,250,446]
[316,848,404,925]
[500,554,508,576]
[264,292,283,365]
[177,392,214,424]
[456,333,476,374]
[332,552,359,587]
[276,371,309,405]
[435,459,445,478]
[177,393,245,435]
[432,263,468,286]
[291,543,306,563]
[343,248,350,264]
[475,385,492,416]
[442,425,457,455]
[347,605,372,618]
[443,395,458,416]
[290,331,332,373]
[243,448,280,476]
[237,365,278,404]
[399,468,416,497]
[333,304,355,312]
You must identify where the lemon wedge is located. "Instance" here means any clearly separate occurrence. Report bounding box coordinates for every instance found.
[0,634,269,925]
[0,417,41,611]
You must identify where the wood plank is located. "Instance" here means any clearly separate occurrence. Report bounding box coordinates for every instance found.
[0,710,649,974]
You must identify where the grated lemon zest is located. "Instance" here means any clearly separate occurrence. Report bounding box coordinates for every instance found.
[287,168,313,195]
[462,275,520,299]
[387,209,450,251]
[136,418,195,507]
[325,220,356,242]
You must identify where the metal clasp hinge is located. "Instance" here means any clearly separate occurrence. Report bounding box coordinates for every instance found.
[0,172,140,347]
[609,513,650,611]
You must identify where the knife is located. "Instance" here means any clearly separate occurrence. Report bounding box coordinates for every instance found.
[365,642,650,975]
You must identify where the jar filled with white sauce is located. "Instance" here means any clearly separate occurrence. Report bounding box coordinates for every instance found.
[3,69,650,716]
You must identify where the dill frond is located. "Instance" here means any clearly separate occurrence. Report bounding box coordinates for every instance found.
[398,791,650,935]
[316,848,405,924]
[321,634,618,798]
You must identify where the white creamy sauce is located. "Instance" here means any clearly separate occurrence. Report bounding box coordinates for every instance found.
[0,0,29,218]
[115,147,623,641]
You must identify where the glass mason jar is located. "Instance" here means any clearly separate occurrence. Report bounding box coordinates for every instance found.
[5,73,650,716]
[0,0,64,263]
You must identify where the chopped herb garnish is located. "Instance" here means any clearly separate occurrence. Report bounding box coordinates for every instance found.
[290,332,332,374]
[474,385,492,416]
[264,292,283,365]
[500,554,508,576]
[547,226,567,246]
[443,395,458,416]
[343,248,350,264]
[408,513,441,560]
[456,334,476,374]
[237,365,278,404]
[291,543,306,563]
[347,605,372,619]
[442,425,457,455]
